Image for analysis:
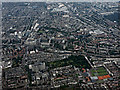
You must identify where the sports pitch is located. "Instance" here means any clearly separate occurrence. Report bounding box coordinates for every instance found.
[90,67,108,76]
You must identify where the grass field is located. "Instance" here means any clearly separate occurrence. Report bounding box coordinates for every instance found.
[91,67,108,76]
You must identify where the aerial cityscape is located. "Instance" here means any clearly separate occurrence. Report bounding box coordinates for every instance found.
[1,1,120,90]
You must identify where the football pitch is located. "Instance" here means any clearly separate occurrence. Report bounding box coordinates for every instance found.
[91,67,108,76]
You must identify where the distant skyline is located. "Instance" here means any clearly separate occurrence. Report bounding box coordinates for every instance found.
[2,0,120,2]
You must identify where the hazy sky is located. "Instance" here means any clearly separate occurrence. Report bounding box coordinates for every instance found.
[2,0,120,2]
